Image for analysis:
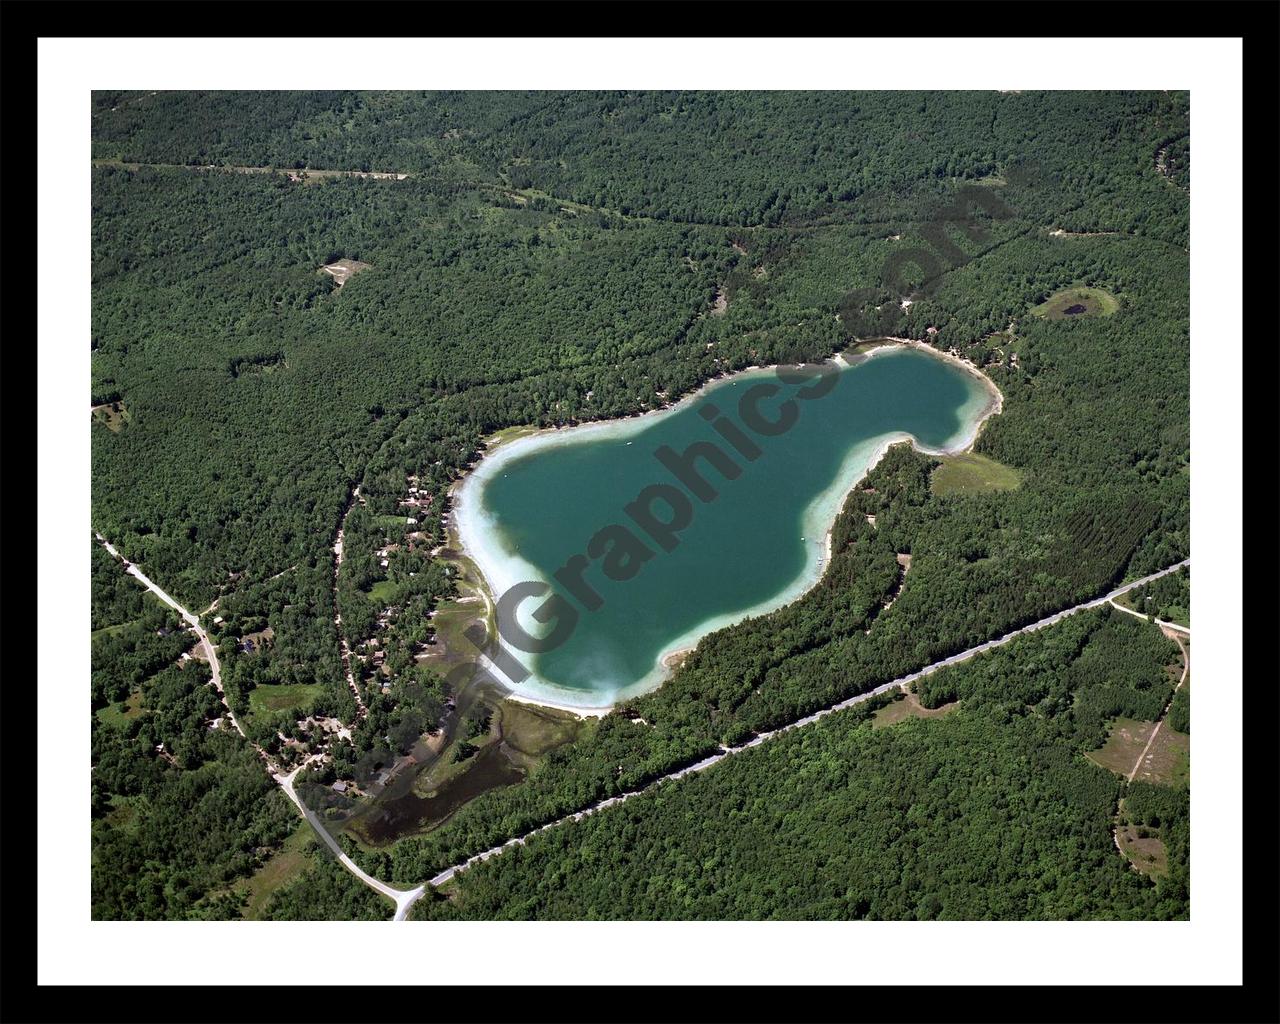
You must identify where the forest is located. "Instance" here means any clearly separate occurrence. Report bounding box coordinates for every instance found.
[90,91,1190,918]
[1124,565,1191,625]
[413,609,1189,920]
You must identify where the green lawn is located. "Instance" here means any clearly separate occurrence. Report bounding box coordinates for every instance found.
[248,682,324,716]
[931,452,1022,496]
[97,690,146,727]
[1030,285,1120,319]
[366,579,400,606]
[1113,588,1190,627]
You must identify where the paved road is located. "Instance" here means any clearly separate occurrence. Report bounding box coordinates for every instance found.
[409,558,1192,913]
[275,768,425,920]
[96,532,1188,921]
[96,533,412,917]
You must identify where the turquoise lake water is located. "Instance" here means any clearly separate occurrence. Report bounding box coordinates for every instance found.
[456,346,994,709]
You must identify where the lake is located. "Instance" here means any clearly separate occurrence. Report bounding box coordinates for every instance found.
[455,344,997,711]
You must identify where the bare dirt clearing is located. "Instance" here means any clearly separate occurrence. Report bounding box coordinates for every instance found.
[320,259,372,289]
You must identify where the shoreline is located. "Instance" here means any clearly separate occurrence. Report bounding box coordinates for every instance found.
[447,339,1005,715]
[460,355,849,465]
[503,690,615,719]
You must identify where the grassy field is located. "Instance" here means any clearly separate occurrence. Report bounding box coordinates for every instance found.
[96,689,146,727]
[239,825,315,919]
[1132,724,1189,787]
[248,682,324,717]
[1086,717,1156,777]
[872,691,960,729]
[1030,285,1120,319]
[498,699,586,760]
[92,402,131,432]
[1115,823,1169,877]
[366,579,400,606]
[930,452,1022,496]
[92,619,138,640]
[483,422,552,452]
[416,517,499,675]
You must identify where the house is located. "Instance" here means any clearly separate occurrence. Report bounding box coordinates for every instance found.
[332,780,348,793]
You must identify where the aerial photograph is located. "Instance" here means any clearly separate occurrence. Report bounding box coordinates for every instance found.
[87,88,1192,926]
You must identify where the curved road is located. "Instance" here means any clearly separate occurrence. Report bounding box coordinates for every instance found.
[97,532,1187,920]
[275,768,425,920]
[414,558,1192,911]
[96,533,421,915]
[1108,597,1191,635]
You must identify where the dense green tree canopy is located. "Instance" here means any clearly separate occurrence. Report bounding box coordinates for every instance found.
[91,91,1189,919]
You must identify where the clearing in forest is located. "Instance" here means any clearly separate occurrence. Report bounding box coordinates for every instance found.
[495,700,585,764]
[930,451,1022,496]
[1086,717,1157,776]
[1030,285,1119,320]
[872,690,959,729]
[320,258,372,289]
[1131,719,1190,787]
[96,689,146,727]
[247,682,325,718]
[237,825,317,919]
[92,401,131,432]
[1115,823,1169,877]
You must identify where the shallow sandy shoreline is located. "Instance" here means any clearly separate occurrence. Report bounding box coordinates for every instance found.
[448,339,1005,715]
[503,690,615,719]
